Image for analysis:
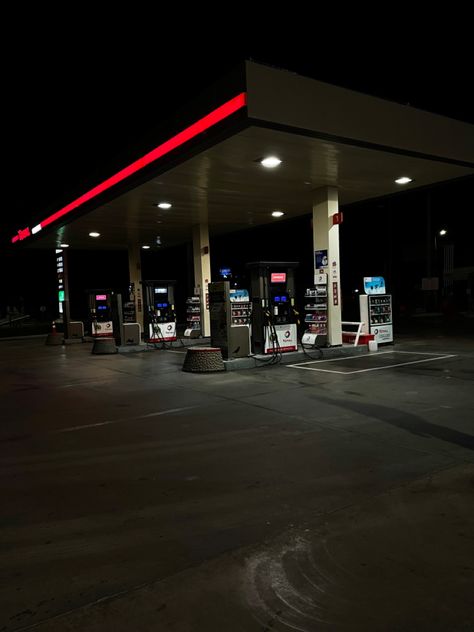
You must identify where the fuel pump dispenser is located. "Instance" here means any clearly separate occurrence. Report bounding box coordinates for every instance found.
[88,290,116,338]
[247,262,299,354]
[143,280,177,344]
[87,290,138,346]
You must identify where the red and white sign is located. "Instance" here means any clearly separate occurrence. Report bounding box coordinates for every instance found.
[332,212,343,225]
[271,273,286,283]
[148,321,177,342]
[92,321,113,337]
[370,325,393,344]
[95,294,107,301]
[264,324,297,353]
[333,282,339,306]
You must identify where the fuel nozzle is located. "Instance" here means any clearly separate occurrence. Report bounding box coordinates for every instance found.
[293,308,300,326]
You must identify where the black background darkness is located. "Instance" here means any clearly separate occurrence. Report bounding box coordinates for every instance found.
[2,21,473,322]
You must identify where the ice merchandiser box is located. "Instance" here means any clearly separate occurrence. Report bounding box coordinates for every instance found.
[359,276,393,344]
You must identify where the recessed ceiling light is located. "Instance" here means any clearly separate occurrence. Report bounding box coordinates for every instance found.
[260,156,282,168]
[142,245,150,249]
[272,211,285,217]
[395,176,413,185]
[439,229,447,236]
[156,202,172,209]
[32,224,42,234]
[60,243,69,248]
[89,232,100,237]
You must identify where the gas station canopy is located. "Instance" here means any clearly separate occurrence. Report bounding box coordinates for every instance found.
[11,61,474,250]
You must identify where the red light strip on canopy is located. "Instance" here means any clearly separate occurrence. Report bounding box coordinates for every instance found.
[12,228,31,242]
[11,92,247,243]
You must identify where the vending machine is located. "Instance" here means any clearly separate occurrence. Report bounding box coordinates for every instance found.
[247,261,299,354]
[184,294,202,338]
[302,273,328,348]
[208,281,252,359]
[143,280,177,344]
[359,276,393,344]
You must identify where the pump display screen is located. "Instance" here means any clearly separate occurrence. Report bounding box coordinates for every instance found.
[97,305,108,311]
[220,267,231,278]
[154,288,167,294]
[271,273,286,283]
[155,303,169,308]
[95,294,107,301]
[273,296,287,303]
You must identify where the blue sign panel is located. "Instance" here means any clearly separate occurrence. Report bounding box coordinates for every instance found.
[229,289,249,302]
[315,250,328,268]
[363,276,386,295]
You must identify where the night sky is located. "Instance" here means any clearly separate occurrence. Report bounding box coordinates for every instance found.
[3,22,473,320]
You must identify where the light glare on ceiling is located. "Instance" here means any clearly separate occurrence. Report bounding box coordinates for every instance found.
[395,176,413,185]
[260,156,282,168]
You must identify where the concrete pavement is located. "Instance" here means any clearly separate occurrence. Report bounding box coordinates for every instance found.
[1,335,473,631]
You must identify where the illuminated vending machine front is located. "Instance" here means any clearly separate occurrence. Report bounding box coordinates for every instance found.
[144,281,177,343]
[302,273,328,348]
[247,262,299,355]
[359,276,394,344]
[89,292,114,337]
[208,282,252,359]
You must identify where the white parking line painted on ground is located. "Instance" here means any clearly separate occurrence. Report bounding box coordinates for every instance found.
[389,350,458,356]
[54,406,197,433]
[287,353,457,374]
[291,351,394,367]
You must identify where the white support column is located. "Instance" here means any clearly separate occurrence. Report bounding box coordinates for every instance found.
[192,223,211,337]
[128,246,144,332]
[313,186,342,346]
